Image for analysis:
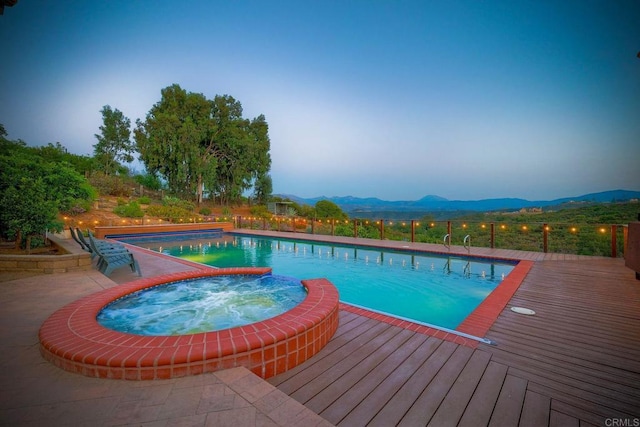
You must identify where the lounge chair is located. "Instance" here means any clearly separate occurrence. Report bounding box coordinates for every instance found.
[87,233,141,277]
[85,230,125,250]
[76,228,128,260]
[69,227,92,255]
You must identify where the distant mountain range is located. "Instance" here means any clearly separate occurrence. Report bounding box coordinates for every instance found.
[276,189,640,219]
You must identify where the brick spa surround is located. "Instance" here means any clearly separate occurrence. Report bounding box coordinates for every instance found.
[39,268,340,380]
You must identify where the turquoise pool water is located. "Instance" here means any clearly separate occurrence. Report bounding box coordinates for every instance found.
[97,274,306,335]
[131,234,515,329]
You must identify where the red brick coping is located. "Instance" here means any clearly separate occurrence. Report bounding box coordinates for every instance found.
[39,268,340,380]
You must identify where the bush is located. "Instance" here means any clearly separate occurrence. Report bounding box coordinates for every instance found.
[250,205,272,219]
[138,196,151,205]
[0,177,62,249]
[134,173,163,191]
[199,207,212,216]
[88,172,132,196]
[113,201,144,218]
[145,204,193,222]
[63,198,93,216]
[163,196,195,211]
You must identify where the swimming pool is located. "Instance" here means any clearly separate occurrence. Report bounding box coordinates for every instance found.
[129,234,515,330]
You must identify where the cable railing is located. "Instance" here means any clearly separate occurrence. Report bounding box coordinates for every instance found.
[63,213,630,258]
[235,216,630,258]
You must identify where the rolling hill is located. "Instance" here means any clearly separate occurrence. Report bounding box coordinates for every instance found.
[276,189,640,219]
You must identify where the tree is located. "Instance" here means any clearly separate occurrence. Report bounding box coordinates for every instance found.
[0,178,60,251]
[253,173,272,204]
[315,200,348,220]
[35,142,96,175]
[94,105,134,175]
[134,84,271,204]
[0,136,96,248]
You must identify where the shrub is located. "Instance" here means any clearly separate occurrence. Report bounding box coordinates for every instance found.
[138,196,151,205]
[88,172,132,196]
[199,207,212,216]
[0,177,62,250]
[145,204,193,222]
[163,196,195,211]
[113,201,144,218]
[134,173,163,191]
[250,205,271,219]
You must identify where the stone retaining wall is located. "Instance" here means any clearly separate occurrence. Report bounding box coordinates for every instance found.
[0,236,92,275]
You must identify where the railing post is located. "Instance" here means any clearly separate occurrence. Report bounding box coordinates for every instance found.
[380,219,385,240]
[611,224,617,258]
[623,225,628,256]
[490,222,495,248]
[311,219,315,234]
[543,223,548,253]
[292,218,296,233]
[447,221,452,245]
[262,218,266,230]
[353,220,358,238]
[331,219,335,236]
[411,220,415,243]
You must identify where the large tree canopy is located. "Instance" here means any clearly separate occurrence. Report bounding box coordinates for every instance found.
[134,84,271,204]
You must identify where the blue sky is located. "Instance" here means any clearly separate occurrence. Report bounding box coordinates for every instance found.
[1,1,639,201]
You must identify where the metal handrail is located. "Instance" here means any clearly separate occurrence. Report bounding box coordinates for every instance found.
[463,234,471,253]
[443,233,450,250]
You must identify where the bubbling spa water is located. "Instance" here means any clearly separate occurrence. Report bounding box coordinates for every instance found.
[97,274,307,335]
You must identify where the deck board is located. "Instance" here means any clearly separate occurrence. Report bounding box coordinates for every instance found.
[397,345,475,426]
[304,328,415,414]
[338,338,447,427]
[318,332,429,423]
[267,253,640,426]
[457,361,509,427]
[487,374,528,427]
[519,390,550,427]
[426,349,492,426]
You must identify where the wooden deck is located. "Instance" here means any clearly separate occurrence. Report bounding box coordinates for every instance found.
[268,256,640,426]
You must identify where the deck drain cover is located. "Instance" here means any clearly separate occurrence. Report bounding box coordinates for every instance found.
[511,307,536,315]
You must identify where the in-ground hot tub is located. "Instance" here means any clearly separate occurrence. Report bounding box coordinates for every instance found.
[38,268,340,380]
